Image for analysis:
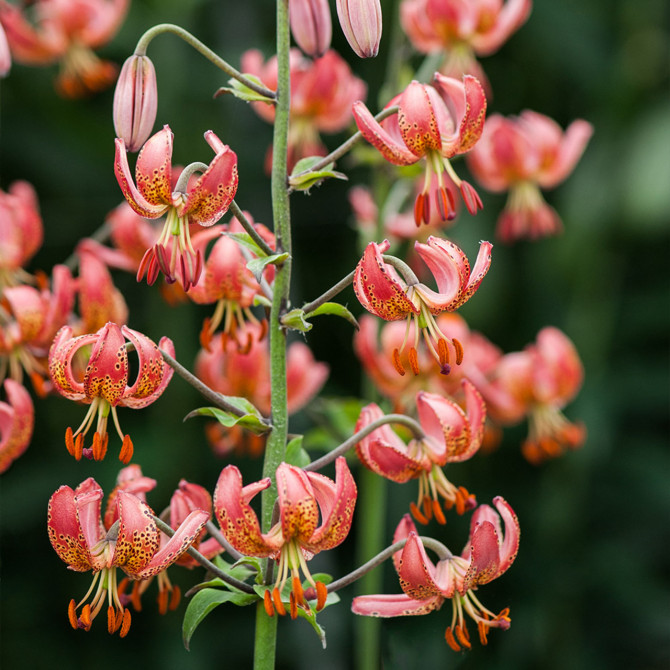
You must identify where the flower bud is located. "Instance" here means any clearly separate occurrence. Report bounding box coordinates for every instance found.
[0,23,11,78]
[113,54,158,152]
[290,0,332,59]
[336,0,382,58]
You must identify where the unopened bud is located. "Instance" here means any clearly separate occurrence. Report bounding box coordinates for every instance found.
[290,0,332,59]
[336,0,382,58]
[113,54,158,152]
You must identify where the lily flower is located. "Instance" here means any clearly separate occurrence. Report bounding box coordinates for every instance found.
[352,498,520,650]
[467,111,593,242]
[114,125,239,290]
[289,0,332,58]
[47,477,209,636]
[48,322,175,463]
[353,238,492,376]
[352,74,486,225]
[0,0,129,97]
[0,378,34,473]
[356,380,485,523]
[214,458,356,618]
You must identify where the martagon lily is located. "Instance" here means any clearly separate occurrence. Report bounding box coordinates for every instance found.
[214,458,356,618]
[48,322,174,463]
[47,477,209,636]
[353,498,520,651]
[114,125,238,290]
[354,237,492,376]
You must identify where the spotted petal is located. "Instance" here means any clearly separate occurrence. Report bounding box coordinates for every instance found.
[398,532,458,599]
[397,81,442,157]
[120,326,166,406]
[352,592,442,617]
[276,463,320,543]
[112,491,160,576]
[48,326,98,401]
[83,323,128,405]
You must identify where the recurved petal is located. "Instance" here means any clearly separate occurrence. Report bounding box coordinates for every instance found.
[276,463,320,543]
[492,496,520,577]
[462,519,500,591]
[214,465,275,557]
[352,592,442,617]
[48,327,97,401]
[538,119,593,188]
[352,101,420,166]
[303,456,357,552]
[353,241,417,320]
[397,532,443,599]
[83,323,128,405]
[397,81,442,157]
[3,285,45,342]
[459,240,493,306]
[135,126,174,207]
[120,326,164,404]
[183,143,238,226]
[112,491,160,575]
[416,391,470,464]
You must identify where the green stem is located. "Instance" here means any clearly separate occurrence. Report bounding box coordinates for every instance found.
[301,270,355,315]
[134,23,276,100]
[254,1,292,668]
[229,200,276,257]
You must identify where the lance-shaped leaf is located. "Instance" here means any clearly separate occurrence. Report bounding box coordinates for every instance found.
[289,156,348,192]
[186,404,270,435]
[246,252,289,284]
[305,302,359,329]
[215,75,276,104]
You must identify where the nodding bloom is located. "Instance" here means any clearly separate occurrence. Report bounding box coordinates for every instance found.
[400,0,531,91]
[114,125,239,290]
[356,380,485,523]
[214,458,356,618]
[242,48,366,171]
[336,0,382,58]
[0,264,75,393]
[467,111,593,242]
[0,181,43,288]
[0,378,34,473]
[289,0,332,58]
[195,322,328,457]
[48,322,175,463]
[0,0,129,97]
[47,476,208,636]
[187,214,276,351]
[352,74,486,226]
[491,327,585,463]
[353,238,492,376]
[0,20,10,76]
[352,499,520,651]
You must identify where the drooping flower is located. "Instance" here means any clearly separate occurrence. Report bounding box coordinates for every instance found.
[336,0,382,58]
[354,238,492,376]
[400,0,531,91]
[0,0,129,97]
[242,48,366,171]
[114,125,239,290]
[467,111,593,242]
[352,498,520,650]
[353,74,486,225]
[289,0,332,58]
[47,477,208,636]
[214,458,356,617]
[0,20,10,76]
[0,378,34,473]
[356,380,485,523]
[48,322,175,463]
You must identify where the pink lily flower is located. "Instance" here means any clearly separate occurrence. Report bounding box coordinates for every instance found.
[214,458,356,618]
[400,0,531,91]
[289,0,332,58]
[0,0,129,97]
[353,237,492,376]
[47,477,209,636]
[352,74,486,225]
[356,380,485,523]
[467,111,593,242]
[48,322,175,463]
[0,20,10,76]
[114,125,239,290]
[336,0,382,58]
[0,379,34,473]
[352,498,520,650]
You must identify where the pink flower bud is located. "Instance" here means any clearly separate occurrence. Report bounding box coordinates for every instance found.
[113,54,158,153]
[0,22,10,77]
[289,0,332,58]
[336,0,382,58]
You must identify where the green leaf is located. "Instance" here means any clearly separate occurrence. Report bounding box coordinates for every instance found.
[223,231,268,258]
[182,588,257,650]
[285,436,311,468]
[186,404,269,435]
[280,308,312,333]
[214,75,275,104]
[305,302,359,329]
[246,253,289,283]
[289,156,347,193]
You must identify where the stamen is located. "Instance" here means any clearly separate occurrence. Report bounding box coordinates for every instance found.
[119,435,133,464]
[146,253,160,286]
[80,604,92,631]
[460,181,483,215]
[316,581,328,612]
[414,193,425,227]
[436,186,450,221]
[263,590,275,617]
[199,318,213,351]
[445,627,461,651]
[157,587,169,616]
[119,609,132,638]
[455,624,471,649]
[432,499,446,525]
[65,427,82,460]
[409,501,429,525]
[392,348,406,376]
[107,605,118,634]
[292,576,305,606]
[437,338,449,367]
[68,599,79,630]
[272,588,286,616]
[478,620,489,645]
[452,337,464,365]
[169,585,181,611]
[408,347,420,375]
[422,495,433,521]
[91,432,107,461]
[289,591,298,620]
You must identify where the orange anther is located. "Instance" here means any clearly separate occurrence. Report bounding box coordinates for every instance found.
[169,585,181,611]
[292,576,305,606]
[65,427,77,459]
[477,621,489,645]
[263,590,275,617]
[119,608,132,638]
[157,587,169,615]
[437,338,449,367]
[432,499,446,525]
[409,501,429,525]
[422,495,433,521]
[30,371,47,398]
[455,490,466,516]
[92,432,105,461]
[445,627,461,651]
[436,186,450,221]
[119,435,133,464]
[392,348,406,376]
[408,347,420,375]
[455,624,471,649]
[414,193,425,227]
[199,319,213,351]
[289,591,298,620]
[80,604,92,631]
[67,599,79,630]
[316,581,328,612]
[74,434,84,460]
[452,338,464,366]
[458,486,476,512]
[272,588,286,616]
[107,605,118,634]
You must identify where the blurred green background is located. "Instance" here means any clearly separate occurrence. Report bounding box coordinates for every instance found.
[1,0,668,668]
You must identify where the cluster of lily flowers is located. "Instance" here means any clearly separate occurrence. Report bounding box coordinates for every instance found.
[0,0,593,656]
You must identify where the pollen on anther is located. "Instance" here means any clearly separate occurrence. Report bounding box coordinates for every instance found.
[409,501,429,525]
[263,590,275,617]
[169,585,181,611]
[289,591,298,620]
[272,588,286,616]
[437,338,449,366]
[453,337,464,365]
[445,626,461,651]
[80,604,92,631]
[67,599,78,630]
[316,581,328,612]
[119,435,134,464]
[119,609,132,638]
[392,348,406,376]
[408,347,420,375]
[292,576,304,606]
[432,499,446,525]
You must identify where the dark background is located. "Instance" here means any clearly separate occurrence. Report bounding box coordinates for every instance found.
[1,0,668,668]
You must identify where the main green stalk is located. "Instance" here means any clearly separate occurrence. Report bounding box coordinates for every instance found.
[254,0,292,668]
